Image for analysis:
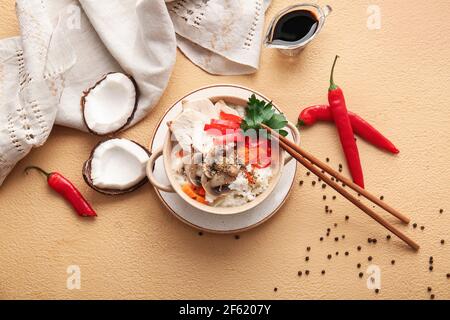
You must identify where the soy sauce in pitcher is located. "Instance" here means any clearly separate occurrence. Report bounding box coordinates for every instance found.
[271,9,319,45]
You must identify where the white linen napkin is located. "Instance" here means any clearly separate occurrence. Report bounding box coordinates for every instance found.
[0,0,271,186]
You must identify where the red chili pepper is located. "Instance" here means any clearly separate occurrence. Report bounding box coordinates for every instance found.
[210,119,241,129]
[298,105,399,154]
[25,166,97,217]
[328,56,365,188]
[220,111,242,124]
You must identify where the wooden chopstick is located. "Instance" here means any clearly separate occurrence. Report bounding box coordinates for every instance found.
[263,125,419,251]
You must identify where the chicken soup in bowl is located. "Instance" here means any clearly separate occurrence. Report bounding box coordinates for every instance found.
[147,94,300,215]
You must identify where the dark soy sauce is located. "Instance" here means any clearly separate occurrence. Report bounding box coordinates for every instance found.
[271,10,318,45]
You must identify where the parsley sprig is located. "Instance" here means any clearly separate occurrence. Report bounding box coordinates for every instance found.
[241,94,289,137]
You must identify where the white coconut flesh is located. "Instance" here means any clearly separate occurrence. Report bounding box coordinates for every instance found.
[83,73,136,135]
[90,139,149,190]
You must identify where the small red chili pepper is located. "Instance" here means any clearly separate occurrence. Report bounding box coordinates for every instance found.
[328,56,365,188]
[25,166,97,217]
[298,105,399,154]
[220,111,242,124]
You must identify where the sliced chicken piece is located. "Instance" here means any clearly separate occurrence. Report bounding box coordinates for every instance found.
[168,108,213,153]
[215,100,241,116]
[182,99,220,119]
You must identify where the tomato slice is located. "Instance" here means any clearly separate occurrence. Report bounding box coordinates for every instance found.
[220,111,242,124]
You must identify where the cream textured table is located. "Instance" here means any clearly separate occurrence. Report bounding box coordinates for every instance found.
[1,0,449,300]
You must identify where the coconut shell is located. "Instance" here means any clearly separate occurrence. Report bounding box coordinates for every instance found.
[82,138,151,195]
[81,72,140,136]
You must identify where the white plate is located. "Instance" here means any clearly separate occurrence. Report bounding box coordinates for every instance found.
[150,84,298,233]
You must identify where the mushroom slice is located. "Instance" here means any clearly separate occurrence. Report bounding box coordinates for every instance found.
[81,72,138,136]
[83,138,150,195]
[184,153,203,187]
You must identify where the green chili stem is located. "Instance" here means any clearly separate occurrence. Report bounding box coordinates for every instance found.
[25,166,51,178]
[329,55,340,91]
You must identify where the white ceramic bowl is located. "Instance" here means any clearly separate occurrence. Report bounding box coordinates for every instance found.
[146,85,300,215]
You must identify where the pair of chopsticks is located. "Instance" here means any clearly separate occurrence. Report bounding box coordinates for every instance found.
[263,124,420,251]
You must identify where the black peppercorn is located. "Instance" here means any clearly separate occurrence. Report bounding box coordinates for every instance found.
[430,294,435,300]
[299,180,304,186]
[386,235,391,240]
[198,232,203,236]
[345,251,349,256]
[305,256,309,262]
[307,246,311,252]
[345,215,349,221]
[235,235,240,240]
[357,246,362,251]
[274,287,278,292]
[391,260,395,265]
[380,196,384,200]
[441,239,445,245]
[420,226,425,230]
[429,266,433,271]
[298,271,302,276]
[412,223,417,228]
[359,272,363,278]
[321,270,326,275]
[357,263,361,269]
[327,254,332,260]
[427,287,432,292]
[439,209,444,213]
[334,237,339,242]
[305,270,310,275]
[368,256,373,262]
[322,184,326,189]
[375,289,380,294]
[320,237,324,241]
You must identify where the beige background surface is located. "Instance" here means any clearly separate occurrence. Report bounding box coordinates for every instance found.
[1,0,449,300]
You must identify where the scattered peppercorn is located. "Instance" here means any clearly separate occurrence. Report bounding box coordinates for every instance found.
[335,251,339,256]
[420,226,425,230]
[320,237,324,241]
[305,270,310,275]
[305,256,310,262]
[429,266,433,271]
[357,246,362,251]
[380,196,384,200]
[373,239,377,244]
[334,237,339,242]
[312,181,316,186]
[326,158,330,162]
[345,215,349,221]
[427,287,432,292]
[274,287,278,292]
[307,246,311,252]
[368,238,372,243]
[198,232,203,236]
[357,263,361,269]
[359,272,364,278]
[323,195,326,200]
[334,223,338,227]
[322,184,326,189]
[441,239,445,245]
[299,180,304,186]
[306,172,310,176]
[332,195,336,200]
[412,223,417,228]
[375,289,380,294]
[386,235,391,240]
[391,260,395,265]
[327,254,332,260]
[368,256,373,262]
[321,270,326,275]
[446,273,450,279]
[235,235,240,240]
[329,210,333,213]
[298,271,302,277]
[430,294,435,300]
[342,235,345,239]
[439,209,444,214]
[345,251,349,256]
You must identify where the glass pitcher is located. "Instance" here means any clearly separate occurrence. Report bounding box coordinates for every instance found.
[264,3,332,56]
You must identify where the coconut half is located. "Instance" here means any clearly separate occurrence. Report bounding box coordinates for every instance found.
[83,138,151,195]
[81,72,138,136]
